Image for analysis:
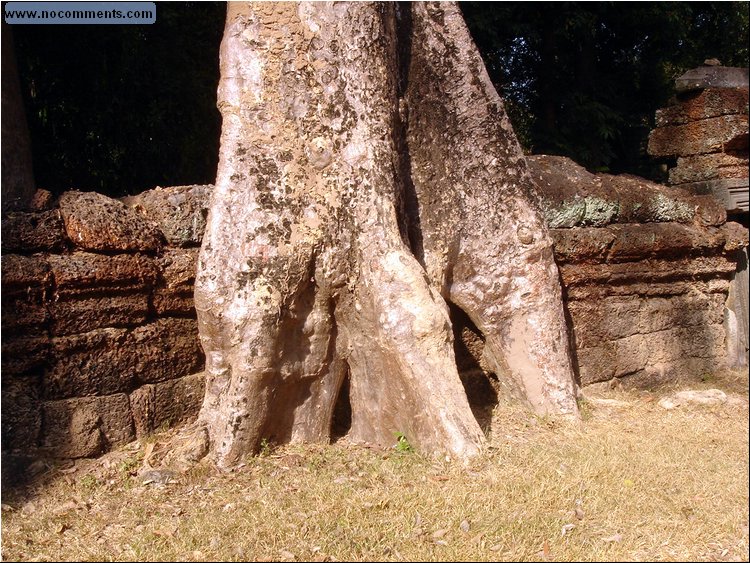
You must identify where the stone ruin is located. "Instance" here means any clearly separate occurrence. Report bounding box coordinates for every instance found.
[648,61,749,370]
[2,171,747,473]
[648,61,748,213]
[1,188,208,467]
[1,63,748,475]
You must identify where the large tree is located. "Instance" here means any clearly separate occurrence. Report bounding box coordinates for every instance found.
[190,1,578,468]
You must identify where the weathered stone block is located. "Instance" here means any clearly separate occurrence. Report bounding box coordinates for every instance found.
[606,223,726,263]
[560,255,736,294]
[1,254,50,294]
[1,375,41,450]
[566,297,641,347]
[1,299,48,331]
[674,66,749,94]
[1,335,50,376]
[1,210,66,253]
[550,227,615,263]
[646,325,726,364]
[620,357,727,390]
[638,294,725,334]
[129,372,205,437]
[530,155,722,227]
[679,178,750,213]
[721,221,750,252]
[614,334,649,376]
[129,318,204,384]
[574,345,616,385]
[655,87,749,127]
[159,248,198,288]
[30,189,54,211]
[46,328,134,399]
[48,292,150,336]
[669,152,749,185]
[122,184,212,247]
[153,290,196,316]
[48,252,158,291]
[565,278,731,301]
[41,394,134,458]
[647,114,748,157]
[58,190,162,252]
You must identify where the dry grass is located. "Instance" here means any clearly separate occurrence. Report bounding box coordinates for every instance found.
[2,370,748,562]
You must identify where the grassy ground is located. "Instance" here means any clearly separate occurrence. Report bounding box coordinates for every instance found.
[2,370,748,562]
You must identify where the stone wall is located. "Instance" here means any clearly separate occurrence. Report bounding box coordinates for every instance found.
[2,167,747,461]
[1,187,210,459]
[529,155,747,388]
[648,63,748,212]
[648,62,749,369]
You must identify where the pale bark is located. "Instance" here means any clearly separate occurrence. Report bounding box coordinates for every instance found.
[193,1,578,469]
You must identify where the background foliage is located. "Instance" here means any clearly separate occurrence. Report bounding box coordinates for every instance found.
[11,1,750,197]
[461,1,750,178]
[13,1,226,197]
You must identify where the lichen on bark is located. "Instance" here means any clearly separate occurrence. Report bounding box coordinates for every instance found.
[191,1,579,469]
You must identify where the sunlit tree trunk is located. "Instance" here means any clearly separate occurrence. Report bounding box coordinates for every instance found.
[192,1,578,468]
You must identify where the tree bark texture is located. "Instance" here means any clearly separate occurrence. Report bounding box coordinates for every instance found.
[194,1,578,468]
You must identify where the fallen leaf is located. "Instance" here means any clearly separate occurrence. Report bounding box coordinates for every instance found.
[460,519,471,533]
[430,475,449,482]
[153,526,176,538]
[543,539,551,558]
[489,543,503,552]
[432,528,448,539]
[280,549,296,560]
[52,501,78,515]
[561,523,576,536]
[434,540,448,546]
[602,533,623,543]
[55,522,70,534]
[21,502,37,515]
[574,508,585,520]
[143,442,155,468]
[470,532,485,545]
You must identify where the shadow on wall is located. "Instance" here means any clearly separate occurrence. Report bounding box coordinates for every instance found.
[1,186,212,488]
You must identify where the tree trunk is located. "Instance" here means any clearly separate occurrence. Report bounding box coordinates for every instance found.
[192,1,578,469]
[1,22,36,212]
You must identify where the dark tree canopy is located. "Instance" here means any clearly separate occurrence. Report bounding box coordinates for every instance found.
[12,1,226,197]
[461,1,750,178]
[9,1,750,197]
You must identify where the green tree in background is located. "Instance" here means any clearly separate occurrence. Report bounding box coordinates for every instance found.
[461,1,749,178]
[10,2,749,197]
[13,2,226,197]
